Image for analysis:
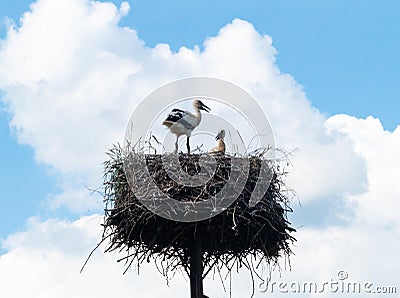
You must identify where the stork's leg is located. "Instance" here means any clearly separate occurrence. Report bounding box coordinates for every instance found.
[174,136,179,154]
[186,136,190,155]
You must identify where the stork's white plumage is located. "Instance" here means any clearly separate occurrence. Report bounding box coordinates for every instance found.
[162,99,210,154]
[209,129,226,155]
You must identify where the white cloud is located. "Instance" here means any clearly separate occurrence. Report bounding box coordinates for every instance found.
[264,225,400,297]
[1,0,400,297]
[0,216,188,298]
[46,179,102,212]
[119,1,130,16]
[326,115,400,226]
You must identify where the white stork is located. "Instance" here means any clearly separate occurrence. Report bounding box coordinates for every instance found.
[162,99,211,154]
[209,129,226,155]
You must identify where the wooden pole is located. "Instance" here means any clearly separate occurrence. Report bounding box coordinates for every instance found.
[189,236,203,298]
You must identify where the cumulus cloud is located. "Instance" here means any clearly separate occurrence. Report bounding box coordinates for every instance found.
[0,216,188,298]
[1,0,399,297]
[119,1,130,16]
[266,225,400,297]
[326,115,400,226]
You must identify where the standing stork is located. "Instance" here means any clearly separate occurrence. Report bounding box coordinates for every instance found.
[209,129,226,154]
[162,99,211,154]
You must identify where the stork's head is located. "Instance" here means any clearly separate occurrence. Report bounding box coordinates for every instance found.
[193,99,210,112]
[215,129,226,141]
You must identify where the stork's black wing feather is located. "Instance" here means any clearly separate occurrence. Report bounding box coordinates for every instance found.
[165,109,184,123]
[171,108,185,113]
[164,109,195,130]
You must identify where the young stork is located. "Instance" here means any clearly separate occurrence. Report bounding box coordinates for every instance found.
[209,129,226,155]
[162,99,211,154]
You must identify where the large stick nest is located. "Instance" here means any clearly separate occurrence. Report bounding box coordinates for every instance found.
[100,144,296,277]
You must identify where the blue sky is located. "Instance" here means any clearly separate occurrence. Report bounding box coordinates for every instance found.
[0,1,399,297]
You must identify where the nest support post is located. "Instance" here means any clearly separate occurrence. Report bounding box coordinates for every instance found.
[189,236,204,298]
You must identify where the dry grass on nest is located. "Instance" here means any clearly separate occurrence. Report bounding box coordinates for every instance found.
[91,144,296,280]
